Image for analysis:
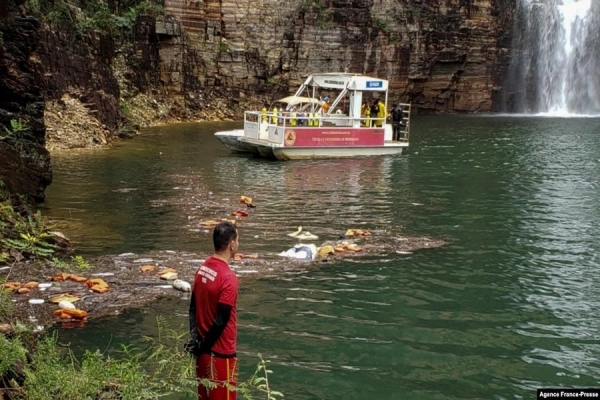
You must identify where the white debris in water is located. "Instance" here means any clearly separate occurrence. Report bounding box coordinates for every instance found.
[163,250,176,254]
[236,270,258,274]
[28,299,45,305]
[172,279,191,292]
[0,266,9,271]
[156,285,174,289]
[119,252,136,257]
[396,251,413,255]
[133,258,154,263]
[92,272,115,276]
[186,259,204,263]
[38,283,52,289]
[34,325,44,333]
[58,301,76,310]
[411,203,423,206]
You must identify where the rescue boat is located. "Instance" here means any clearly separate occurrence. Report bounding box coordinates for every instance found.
[214,73,411,160]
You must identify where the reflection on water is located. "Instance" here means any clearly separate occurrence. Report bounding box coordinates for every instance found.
[48,117,600,399]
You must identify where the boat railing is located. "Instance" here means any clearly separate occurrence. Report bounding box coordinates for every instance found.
[245,104,411,143]
[246,111,387,128]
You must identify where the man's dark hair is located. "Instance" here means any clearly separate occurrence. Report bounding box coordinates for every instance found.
[213,221,237,252]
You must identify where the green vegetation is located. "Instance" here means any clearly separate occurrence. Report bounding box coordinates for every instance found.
[299,0,324,13]
[373,18,388,32]
[1,119,29,141]
[23,0,164,38]
[0,309,284,399]
[0,198,57,263]
[0,191,284,398]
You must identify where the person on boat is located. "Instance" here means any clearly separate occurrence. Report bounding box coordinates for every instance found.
[188,221,240,400]
[321,96,331,114]
[391,104,404,141]
[370,100,379,127]
[261,106,268,123]
[362,102,370,127]
[375,98,386,127]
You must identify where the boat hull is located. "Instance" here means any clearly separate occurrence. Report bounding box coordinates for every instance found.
[272,145,405,160]
[239,136,406,160]
[214,130,248,153]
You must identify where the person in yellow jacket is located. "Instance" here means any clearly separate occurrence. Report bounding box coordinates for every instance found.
[271,107,278,124]
[361,103,370,127]
[375,99,386,127]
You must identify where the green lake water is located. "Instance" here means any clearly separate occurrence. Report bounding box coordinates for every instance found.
[44,115,600,399]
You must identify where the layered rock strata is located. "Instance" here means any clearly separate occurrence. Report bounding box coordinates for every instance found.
[0,2,51,201]
[158,0,514,113]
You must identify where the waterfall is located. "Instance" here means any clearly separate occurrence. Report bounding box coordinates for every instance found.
[503,0,600,115]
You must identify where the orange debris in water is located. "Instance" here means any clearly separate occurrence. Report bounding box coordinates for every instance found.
[240,195,253,205]
[157,268,177,276]
[55,308,88,320]
[1,282,21,292]
[139,265,156,273]
[233,253,259,262]
[345,229,372,237]
[62,309,88,319]
[17,287,30,295]
[68,275,88,283]
[51,272,72,282]
[232,210,249,217]
[85,278,109,294]
[23,281,39,289]
[334,242,363,253]
[200,220,219,227]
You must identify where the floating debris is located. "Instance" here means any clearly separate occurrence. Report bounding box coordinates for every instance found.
[85,278,110,294]
[139,265,156,273]
[157,268,176,276]
[279,244,317,260]
[172,279,191,292]
[160,272,178,280]
[287,226,319,240]
[133,258,154,263]
[345,229,372,238]
[58,300,76,310]
[49,293,81,304]
[240,195,253,205]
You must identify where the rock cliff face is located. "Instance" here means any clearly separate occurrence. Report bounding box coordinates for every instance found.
[37,28,122,149]
[0,1,51,201]
[155,0,515,113]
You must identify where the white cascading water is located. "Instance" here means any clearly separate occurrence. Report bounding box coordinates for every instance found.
[504,0,599,115]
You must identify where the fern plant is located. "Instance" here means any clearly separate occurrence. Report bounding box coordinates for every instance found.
[2,232,56,257]
[1,118,29,140]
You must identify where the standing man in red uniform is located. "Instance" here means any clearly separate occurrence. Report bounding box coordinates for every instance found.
[189,221,239,400]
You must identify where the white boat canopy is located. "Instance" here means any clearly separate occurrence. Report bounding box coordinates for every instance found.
[275,96,322,105]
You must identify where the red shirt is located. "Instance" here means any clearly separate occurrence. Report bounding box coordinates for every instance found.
[193,256,238,355]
